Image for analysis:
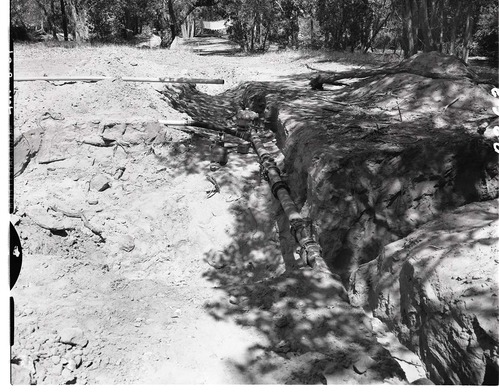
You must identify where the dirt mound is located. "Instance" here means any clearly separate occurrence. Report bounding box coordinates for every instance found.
[349,200,499,385]
[399,51,478,79]
[158,53,499,385]
[11,44,498,385]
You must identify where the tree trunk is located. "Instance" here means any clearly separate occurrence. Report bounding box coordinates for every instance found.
[50,0,58,39]
[250,18,255,51]
[67,0,89,42]
[402,0,415,57]
[438,0,444,52]
[410,0,419,53]
[167,0,178,42]
[461,5,473,64]
[449,0,461,55]
[418,0,432,51]
[310,18,314,43]
[35,0,56,38]
[262,23,270,50]
[255,18,261,48]
[60,0,69,41]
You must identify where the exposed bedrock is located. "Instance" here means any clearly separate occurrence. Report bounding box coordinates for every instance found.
[348,200,498,385]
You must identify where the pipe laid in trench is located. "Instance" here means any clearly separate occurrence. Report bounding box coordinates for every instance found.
[248,125,331,274]
[159,117,331,274]
[158,119,251,141]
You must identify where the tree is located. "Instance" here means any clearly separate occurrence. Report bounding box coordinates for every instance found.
[60,0,68,40]
[473,1,498,61]
[66,0,89,42]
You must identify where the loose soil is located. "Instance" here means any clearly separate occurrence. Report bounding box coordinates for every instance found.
[10,39,497,385]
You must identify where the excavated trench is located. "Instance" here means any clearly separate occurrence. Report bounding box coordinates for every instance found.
[12,52,499,385]
[13,115,418,385]
[157,55,499,384]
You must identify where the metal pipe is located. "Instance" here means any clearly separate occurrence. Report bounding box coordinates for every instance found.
[158,119,251,141]
[248,125,331,274]
[123,77,224,84]
[14,76,112,82]
[14,76,224,84]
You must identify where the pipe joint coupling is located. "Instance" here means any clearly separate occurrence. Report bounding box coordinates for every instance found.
[259,157,279,181]
[290,218,313,241]
[270,180,290,198]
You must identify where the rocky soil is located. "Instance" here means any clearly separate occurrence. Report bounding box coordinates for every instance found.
[11,41,499,385]
[158,50,499,385]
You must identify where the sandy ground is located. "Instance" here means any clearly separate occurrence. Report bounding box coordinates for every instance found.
[11,41,366,385]
[11,40,495,385]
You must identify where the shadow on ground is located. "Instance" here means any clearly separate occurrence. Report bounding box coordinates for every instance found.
[155,70,497,384]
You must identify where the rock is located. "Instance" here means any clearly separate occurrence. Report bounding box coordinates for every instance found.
[74,355,82,368]
[51,355,61,365]
[411,378,435,385]
[207,250,227,269]
[59,328,88,348]
[14,128,43,177]
[11,214,21,225]
[274,340,291,354]
[120,235,135,252]
[36,366,47,382]
[37,129,71,164]
[87,197,98,205]
[228,295,238,305]
[177,143,188,153]
[114,167,126,180]
[90,174,110,192]
[348,200,499,385]
[51,362,63,375]
[11,364,32,385]
[273,313,289,328]
[81,135,107,146]
[144,122,162,143]
[352,355,376,374]
[66,359,76,371]
[136,34,161,49]
[26,205,75,231]
[101,123,126,142]
[61,368,76,384]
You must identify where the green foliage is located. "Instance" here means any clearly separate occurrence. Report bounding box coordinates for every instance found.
[9,0,499,61]
[472,1,498,60]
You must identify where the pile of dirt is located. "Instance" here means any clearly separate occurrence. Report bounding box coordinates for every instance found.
[398,51,478,79]
[11,43,498,385]
[158,52,498,385]
[349,200,499,385]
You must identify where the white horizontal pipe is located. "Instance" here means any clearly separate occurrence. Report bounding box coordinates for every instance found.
[158,119,195,126]
[14,76,224,84]
[14,76,112,82]
[123,77,224,84]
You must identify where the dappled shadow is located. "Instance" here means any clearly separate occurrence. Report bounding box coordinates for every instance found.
[350,199,499,385]
[293,49,402,68]
[157,70,498,383]
[171,36,242,56]
[469,58,499,86]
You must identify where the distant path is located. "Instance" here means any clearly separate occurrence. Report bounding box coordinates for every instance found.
[171,36,241,55]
